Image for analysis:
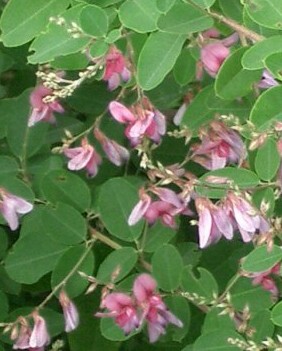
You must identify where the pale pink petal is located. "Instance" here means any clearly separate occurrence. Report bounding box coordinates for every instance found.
[128,112,154,138]
[109,101,136,123]
[232,205,256,233]
[173,103,187,126]
[213,208,233,240]
[128,195,151,226]
[198,207,212,249]
[154,111,166,136]
[154,188,183,208]
[121,67,131,82]
[147,322,165,343]
[108,73,120,91]
[29,315,50,348]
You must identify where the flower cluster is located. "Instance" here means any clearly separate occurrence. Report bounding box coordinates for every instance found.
[109,98,166,147]
[0,189,33,231]
[95,273,183,343]
[128,187,192,229]
[12,291,78,350]
[12,313,50,350]
[191,120,246,170]
[195,193,269,248]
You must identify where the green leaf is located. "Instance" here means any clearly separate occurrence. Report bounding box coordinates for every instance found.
[51,245,95,298]
[245,0,282,30]
[152,244,183,291]
[242,245,282,273]
[119,0,160,33]
[202,308,235,334]
[41,169,91,212]
[0,0,70,47]
[0,156,19,181]
[190,0,215,9]
[80,5,108,37]
[156,0,176,13]
[6,89,48,158]
[219,0,243,22]
[265,52,282,80]
[158,2,213,34]
[51,52,89,70]
[28,5,90,64]
[197,167,260,199]
[0,229,8,260]
[230,277,273,312]
[250,310,274,343]
[98,178,143,242]
[173,49,196,86]
[255,137,280,181]
[242,36,282,70]
[0,291,9,321]
[252,187,275,217]
[5,230,68,284]
[181,85,252,132]
[194,329,245,351]
[137,31,186,90]
[181,265,218,300]
[271,301,282,326]
[143,221,176,253]
[215,47,262,100]
[165,296,190,341]
[96,247,138,284]
[250,85,282,130]
[41,203,87,245]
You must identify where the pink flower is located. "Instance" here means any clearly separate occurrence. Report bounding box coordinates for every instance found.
[128,187,191,229]
[133,274,183,343]
[29,313,50,349]
[64,138,102,177]
[225,193,269,243]
[95,293,140,335]
[192,121,246,170]
[109,100,166,146]
[94,128,130,166]
[103,46,131,90]
[59,290,79,332]
[0,189,33,231]
[195,198,233,249]
[200,32,238,77]
[28,85,64,127]
[247,263,280,299]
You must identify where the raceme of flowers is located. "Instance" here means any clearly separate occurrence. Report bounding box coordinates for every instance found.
[95,273,183,343]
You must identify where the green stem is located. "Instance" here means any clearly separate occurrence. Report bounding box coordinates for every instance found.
[37,239,96,310]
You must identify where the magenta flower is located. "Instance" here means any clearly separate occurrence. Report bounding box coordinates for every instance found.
[109,100,166,147]
[128,187,191,229]
[246,263,280,299]
[95,292,140,335]
[59,290,79,332]
[29,313,50,349]
[28,85,64,127]
[200,32,238,77]
[133,274,183,343]
[103,46,131,91]
[195,198,233,249]
[0,189,33,231]
[192,121,246,170]
[225,193,269,243]
[94,128,130,166]
[64,137,102,177]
